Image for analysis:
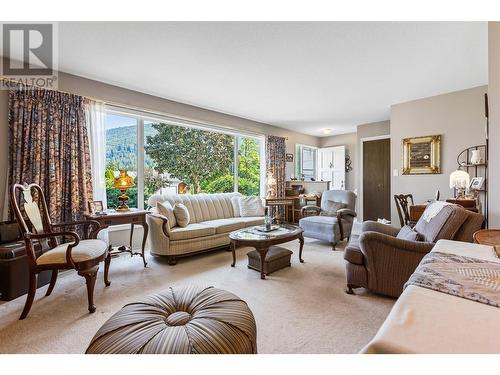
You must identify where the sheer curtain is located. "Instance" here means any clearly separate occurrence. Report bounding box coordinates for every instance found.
[85,100,108,209]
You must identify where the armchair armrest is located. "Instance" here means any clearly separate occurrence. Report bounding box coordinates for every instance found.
[26,231,81,267]
[300,205,321,217]
[52,219,101,239]
[337,208,356,219]
[336,209,357,240]
[361,220,400,237]
[148,212,171,237]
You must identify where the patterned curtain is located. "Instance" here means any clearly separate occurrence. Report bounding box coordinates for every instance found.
[265,135,286,198]
[9,88,93,223]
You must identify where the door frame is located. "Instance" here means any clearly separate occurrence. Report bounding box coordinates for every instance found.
[359,134,391,221]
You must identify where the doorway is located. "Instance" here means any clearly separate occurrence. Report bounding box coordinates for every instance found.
[318,146,346,189]
[361,137,391,221]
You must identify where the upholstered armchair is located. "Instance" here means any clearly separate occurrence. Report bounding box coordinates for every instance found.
[344,203,484,298]
[298,190,357,249]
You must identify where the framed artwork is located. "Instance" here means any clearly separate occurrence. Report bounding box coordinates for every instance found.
[286,153,294,162]
[88,200,104,214]
[402,135,441,175]
[469,177,485,190]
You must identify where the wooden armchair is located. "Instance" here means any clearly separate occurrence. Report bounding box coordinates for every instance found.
[10,183,111,319]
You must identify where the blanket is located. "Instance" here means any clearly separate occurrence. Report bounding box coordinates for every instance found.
[405,251,500,308]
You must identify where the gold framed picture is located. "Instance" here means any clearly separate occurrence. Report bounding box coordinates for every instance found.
[402,135,441,175]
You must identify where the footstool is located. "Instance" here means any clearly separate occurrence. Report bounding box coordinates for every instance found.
[85,285,257,354]
[247,245,293,275]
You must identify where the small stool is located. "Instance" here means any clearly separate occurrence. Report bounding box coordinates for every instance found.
[85,285,257,354]
[247,246,293,275]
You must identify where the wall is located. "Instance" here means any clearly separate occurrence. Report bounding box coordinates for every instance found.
[319,132,357,191]
[390,86,488,225]
[0,71,320,220]
[488,22,500,227]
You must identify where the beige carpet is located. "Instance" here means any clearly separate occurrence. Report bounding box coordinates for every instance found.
[0,238,394,354]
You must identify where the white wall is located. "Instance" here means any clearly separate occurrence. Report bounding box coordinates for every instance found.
[390,86,488,225]
[488,22,500,228]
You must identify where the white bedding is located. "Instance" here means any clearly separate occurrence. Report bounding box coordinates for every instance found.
[361,240,500,354]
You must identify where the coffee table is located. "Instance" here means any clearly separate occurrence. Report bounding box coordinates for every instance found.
[229,224,304,279]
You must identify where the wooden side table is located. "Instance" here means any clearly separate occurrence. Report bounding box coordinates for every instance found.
[84,209,149,267]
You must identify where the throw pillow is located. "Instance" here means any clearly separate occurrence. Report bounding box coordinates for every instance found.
[239,196,265,217]
[231,196,241,217]
[173,203,190,227]
[320,200,347,217]
[396,225,422,241]
[156,201,177,228]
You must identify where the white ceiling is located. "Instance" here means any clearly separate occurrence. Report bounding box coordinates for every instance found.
[58,22,487,137]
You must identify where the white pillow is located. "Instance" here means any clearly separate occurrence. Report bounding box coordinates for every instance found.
[239,196,265,217]
[231,196,241,217]
[173,203,190,227]
[157,201,177,228]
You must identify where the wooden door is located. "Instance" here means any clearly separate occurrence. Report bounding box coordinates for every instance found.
[363,138,390,221]
[318,146,345,189]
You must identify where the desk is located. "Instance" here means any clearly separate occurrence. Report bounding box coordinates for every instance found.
[84,209,149,267]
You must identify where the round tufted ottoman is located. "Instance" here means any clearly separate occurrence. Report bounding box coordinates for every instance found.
[85,286,257,354]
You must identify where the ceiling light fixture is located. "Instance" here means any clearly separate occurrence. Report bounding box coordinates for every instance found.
[320,128,333,134]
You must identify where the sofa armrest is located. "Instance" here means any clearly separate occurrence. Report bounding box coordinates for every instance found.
[148,213,171,237]
[358,231,435,297]
[361,220,400,237]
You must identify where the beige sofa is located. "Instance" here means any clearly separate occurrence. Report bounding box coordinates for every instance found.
[147,192,264,264]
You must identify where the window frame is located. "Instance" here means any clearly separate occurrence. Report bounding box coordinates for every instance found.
[105,105,264,209]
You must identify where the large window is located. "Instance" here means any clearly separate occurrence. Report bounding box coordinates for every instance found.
[105,113,138,208]
[104,108,262,210]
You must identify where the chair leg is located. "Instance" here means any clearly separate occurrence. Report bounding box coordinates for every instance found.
[104,251,111,287]
[345,284,357,295]
[45,269,58,296]
[79,266,98,313]
[332,242,338,251]
[20,271,37,320]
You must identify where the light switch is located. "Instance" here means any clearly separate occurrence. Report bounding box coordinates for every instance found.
[393,169,399,177]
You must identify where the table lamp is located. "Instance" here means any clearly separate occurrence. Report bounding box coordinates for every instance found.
[113,169,135,211]
[449,169,470,199]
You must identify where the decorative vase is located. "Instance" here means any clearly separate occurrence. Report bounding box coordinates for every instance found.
[470,150,483,165]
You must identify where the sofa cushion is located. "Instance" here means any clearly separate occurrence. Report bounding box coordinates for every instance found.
[169,223,216,241]
[415,204,469,242]
[173,203,190,227]
[234,216,265,227]
[320,201,347,217]
[239,197,265,217]
[157,201,177,228]
[397,225,422,241]
[201,219,245,234]
[344,236,364,265]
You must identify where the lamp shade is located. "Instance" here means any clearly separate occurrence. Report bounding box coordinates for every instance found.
[449,169,470,189]
[113,169,135,189]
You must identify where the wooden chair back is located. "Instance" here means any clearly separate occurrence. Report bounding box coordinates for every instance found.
[10,183,56,256]
[394,194,414,227]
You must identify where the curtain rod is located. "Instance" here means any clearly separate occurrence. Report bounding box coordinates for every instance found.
[0,76,106,104]
[1,76,289,140]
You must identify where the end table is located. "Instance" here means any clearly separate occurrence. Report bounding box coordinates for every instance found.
[84,209,149,267]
